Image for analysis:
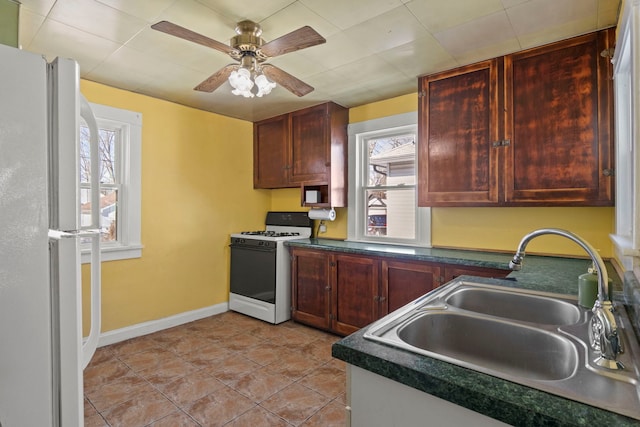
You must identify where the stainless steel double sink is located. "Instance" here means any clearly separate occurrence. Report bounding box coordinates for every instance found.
[364,279,640,420]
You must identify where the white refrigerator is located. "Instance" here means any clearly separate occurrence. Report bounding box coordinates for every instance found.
[0,44,102,426]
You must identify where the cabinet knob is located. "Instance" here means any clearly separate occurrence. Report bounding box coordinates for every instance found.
[603,168,615,177]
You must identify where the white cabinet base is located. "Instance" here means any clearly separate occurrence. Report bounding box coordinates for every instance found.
[347,365,509,427]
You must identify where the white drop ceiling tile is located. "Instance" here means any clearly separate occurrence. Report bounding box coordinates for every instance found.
[300,0,404,30]
[516,16,598,50]
[452,37,521,66]
[300,31,374,70]
[196,0,295,23]
[259,1,341,41]
[406,0,504,33]
[46,0,148,44]
[506,0,597,37]
[136,72,211,99]
[331,85,387,108]
[90,45,190,84]
[329,55,406,89]
[154,0,236,43]
[268,51,329,80]
[94,0,176,22]
[377,34,458,79]
[16,0,57,16]
[434,11,517,56]
[28,19,121,73]
[501,0,530,9]
[342,5,431,55]
[304,69,363,93]
[18,8,46,49]
[126,27,230,75]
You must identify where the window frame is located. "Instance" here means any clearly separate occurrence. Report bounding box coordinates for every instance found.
[347,112,431,247]
[610,0,640,271]
[81,103,142,263]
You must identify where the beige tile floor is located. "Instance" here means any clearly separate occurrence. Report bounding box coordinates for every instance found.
[83,311,347,426]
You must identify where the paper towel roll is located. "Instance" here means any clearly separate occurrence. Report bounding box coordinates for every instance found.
[308,208,336,221]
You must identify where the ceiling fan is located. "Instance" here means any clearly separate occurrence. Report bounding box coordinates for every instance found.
[151,20,326,98]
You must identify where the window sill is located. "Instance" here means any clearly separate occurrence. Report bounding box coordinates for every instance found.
[81,244,143,264]
[344,238,432,249]
[610,234,640,271]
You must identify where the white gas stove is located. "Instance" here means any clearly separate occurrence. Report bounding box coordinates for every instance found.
[229,211,312,323]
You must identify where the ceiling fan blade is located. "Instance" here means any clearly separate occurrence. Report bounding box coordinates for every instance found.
[194,64,239,92]
[260,26,326,58]
[151,21,238,56]
[262,64,314,97]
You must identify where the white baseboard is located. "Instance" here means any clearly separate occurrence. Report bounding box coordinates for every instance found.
[96,302,229,347]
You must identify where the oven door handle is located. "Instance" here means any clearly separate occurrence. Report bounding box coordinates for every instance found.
[229,244,277,253]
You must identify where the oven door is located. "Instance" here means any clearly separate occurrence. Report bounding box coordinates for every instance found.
[230,241,277,303]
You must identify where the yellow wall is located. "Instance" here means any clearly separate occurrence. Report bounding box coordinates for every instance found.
[274,92,615,258]
[80,80,270,332]
[0,0,19,47]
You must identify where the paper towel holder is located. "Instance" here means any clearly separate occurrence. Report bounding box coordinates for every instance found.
[308,207,336,221]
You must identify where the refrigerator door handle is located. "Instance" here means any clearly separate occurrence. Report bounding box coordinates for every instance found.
[79,94,102,369]
[48,229,101,240]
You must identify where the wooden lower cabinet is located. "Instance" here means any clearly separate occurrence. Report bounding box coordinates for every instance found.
[381,260,442,315]
[443,265,510,283]
[332,254,379,336]
[291,247,510,336]
[290,248,331,331]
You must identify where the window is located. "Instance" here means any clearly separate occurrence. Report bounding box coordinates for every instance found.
[348,112,430,246]
[610,0,640,272]
[80,103,142,262]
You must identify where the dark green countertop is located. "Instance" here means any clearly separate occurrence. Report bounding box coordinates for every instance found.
[285,238,638,426]
[285,238,621,295]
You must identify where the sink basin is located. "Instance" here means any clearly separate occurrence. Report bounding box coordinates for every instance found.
[397,311,577,381]
[445,286,581,325]
[364,279,640,420]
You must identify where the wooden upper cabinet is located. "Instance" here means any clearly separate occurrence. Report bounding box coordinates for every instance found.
[253,102,348,207]
[290,104,330,184]
[504,29,615,205]
[418,28,614,207]
[418,59,501,206]
[253,113,289,189]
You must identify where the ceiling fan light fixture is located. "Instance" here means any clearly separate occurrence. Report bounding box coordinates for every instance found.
[229,67,254,97]
[228,55,276,98]
[255,73,276,97]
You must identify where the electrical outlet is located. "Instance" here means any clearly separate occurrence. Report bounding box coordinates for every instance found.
[319,221,327,233]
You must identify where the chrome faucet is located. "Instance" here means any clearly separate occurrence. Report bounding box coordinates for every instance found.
[509,228,623,370]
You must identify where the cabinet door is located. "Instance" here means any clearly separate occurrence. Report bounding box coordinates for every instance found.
[442,265,510,283]
[331,254,379,336]
[418,59,501,206]
[291,248,331,331]
[381,260,442,315]
[504,29,615,205]
[289,104,329,184]
[254,114,290,189]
